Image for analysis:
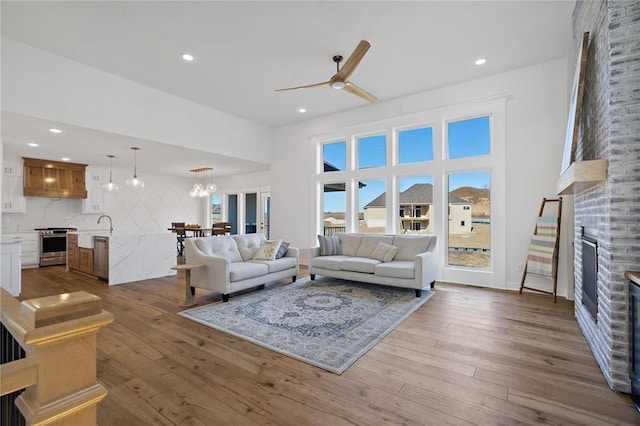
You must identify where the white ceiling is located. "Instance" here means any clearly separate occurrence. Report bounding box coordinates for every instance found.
[1,1,574,177]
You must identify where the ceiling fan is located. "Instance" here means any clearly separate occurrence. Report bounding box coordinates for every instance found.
[275,40,377,103]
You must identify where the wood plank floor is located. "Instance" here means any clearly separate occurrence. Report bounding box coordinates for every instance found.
[17,265,640,425]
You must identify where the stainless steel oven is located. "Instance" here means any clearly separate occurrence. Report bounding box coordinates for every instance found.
[36,228,77,267]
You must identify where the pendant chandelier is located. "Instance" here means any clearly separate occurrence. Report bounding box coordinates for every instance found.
[102,154,119,192]
[189,167,217,198]
[125,147,145,190]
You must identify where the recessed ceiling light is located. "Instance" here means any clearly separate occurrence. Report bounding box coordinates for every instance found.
[181,53,195,62]
[475,58,487,66]
[27,142,39,147]
[60,157,70,161]
[49,128,62,134]
[298,108,307,113]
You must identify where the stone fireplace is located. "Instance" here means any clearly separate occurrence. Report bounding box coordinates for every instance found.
[571,1,640,393]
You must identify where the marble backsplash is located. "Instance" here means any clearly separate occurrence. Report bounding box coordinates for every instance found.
[1,169,206,234]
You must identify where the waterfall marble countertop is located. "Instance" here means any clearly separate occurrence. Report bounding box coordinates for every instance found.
[68,231,176,285]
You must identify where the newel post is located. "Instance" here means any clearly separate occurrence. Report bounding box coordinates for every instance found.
[5,290,114,425]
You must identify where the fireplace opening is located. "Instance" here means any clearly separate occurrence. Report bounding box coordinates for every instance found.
[582,230,598,321]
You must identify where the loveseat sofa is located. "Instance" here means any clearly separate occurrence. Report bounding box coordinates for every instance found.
[184,233,299,302]
[309,233,438,296]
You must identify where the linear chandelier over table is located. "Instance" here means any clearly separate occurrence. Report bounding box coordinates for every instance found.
[189,167,217,198]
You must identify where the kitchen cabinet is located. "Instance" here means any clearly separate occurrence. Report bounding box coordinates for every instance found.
[1,242,21,296]
[78,247,94,275]
[2,157,26,213]
[67,233,79,270]
[3,156,23,176]
[83,166,106,213]
[1,233,39,268]
[23,157,87,199]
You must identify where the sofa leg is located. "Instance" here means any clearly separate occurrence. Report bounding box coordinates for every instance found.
[415,289,422,297]
[292,276,297,283]
[190,286,195,296]
[430,280,436,289]
[222,294,229,303]
[310,274,315,280]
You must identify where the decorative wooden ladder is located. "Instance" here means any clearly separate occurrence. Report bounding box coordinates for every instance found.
[0,289,114,425]
[519,197,563,302]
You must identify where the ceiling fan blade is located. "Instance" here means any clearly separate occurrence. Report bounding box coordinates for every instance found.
[275,80,331,92]
[336,40,371,81]
[343,81,378,103]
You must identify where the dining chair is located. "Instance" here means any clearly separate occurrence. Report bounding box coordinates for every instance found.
[172,222,187,256]
[211,221,232,236]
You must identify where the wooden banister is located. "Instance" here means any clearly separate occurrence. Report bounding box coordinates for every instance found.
[0,358,37,396]
[0,288,114,425]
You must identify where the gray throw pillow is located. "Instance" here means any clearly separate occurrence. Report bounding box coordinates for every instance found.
[318,235,341,256]
[275,241,290,259]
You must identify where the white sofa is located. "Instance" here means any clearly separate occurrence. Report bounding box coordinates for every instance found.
[309,233,438,296]
[184,234,299,302]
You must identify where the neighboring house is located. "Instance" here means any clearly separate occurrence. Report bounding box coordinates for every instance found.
[363,183,472,234]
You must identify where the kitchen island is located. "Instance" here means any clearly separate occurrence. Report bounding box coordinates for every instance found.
[68,231,176,285]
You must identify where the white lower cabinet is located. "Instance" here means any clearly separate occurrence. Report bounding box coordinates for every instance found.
[1,242,21,296]
[1,233,39,268]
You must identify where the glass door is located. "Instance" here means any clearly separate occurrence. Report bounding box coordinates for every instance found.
[227,194,238,234]
[245,193,257,234]
[260,192,271,239]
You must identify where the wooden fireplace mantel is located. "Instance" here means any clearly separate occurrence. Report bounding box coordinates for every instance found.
[558,160,607,195]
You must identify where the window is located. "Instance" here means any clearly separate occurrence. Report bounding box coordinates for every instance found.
[323,141,346,172]
[211,194,222,223]
[399,126,433,164]
[447,116,490,159]
[323,183,346,236]
[359,179,386,233]
[315,97,505,288]
[358,134,386,169]
[448,171,490,268]
[227,194,238,235]
[398,176,433,234]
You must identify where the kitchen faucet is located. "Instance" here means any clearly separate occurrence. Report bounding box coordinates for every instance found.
[97,214,113,234]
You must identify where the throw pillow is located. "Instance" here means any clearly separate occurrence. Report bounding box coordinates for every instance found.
[370,241,399,263]
[318,235,341,256]
[275,241,290,259]
[252,239,282,261]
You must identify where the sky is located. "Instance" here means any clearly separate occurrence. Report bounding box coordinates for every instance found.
[323,116,491,212]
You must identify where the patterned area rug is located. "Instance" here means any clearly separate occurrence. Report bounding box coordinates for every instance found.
[178,277,434,374]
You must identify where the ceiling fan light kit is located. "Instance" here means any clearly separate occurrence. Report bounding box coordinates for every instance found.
[275,40,377,103]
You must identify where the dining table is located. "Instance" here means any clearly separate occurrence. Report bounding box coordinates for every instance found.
[167,226,210,237]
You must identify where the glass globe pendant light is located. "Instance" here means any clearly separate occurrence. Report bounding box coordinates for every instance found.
[102,154,119,192]
[125,147,145,190]
[189,167,217,197]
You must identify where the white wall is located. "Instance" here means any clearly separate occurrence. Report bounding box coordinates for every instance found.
[1,38,273,164]
[1,163,206,234]
[271,58,572,297]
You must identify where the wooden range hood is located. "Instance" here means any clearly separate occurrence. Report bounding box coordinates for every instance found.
[23,157,87,199]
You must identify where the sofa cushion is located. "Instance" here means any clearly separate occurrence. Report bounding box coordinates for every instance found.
[356,235,393,258]
[318,235,341,255]
[371,241,400,263]
[249,257,297,273]
[340,257,381,274]
[234,234,266,261]
[229,262,269,282]
[253,239,282,260]
[275,241,290,259]
[195,237,243,262]
[338,234,363,257]
[393,235,430,261]
[311,255,351,271]
[375,261,415,279]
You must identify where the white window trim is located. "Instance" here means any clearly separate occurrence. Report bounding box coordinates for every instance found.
[313,95,508,289]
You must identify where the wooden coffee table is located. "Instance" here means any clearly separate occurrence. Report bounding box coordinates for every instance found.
[172,263,204,307]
